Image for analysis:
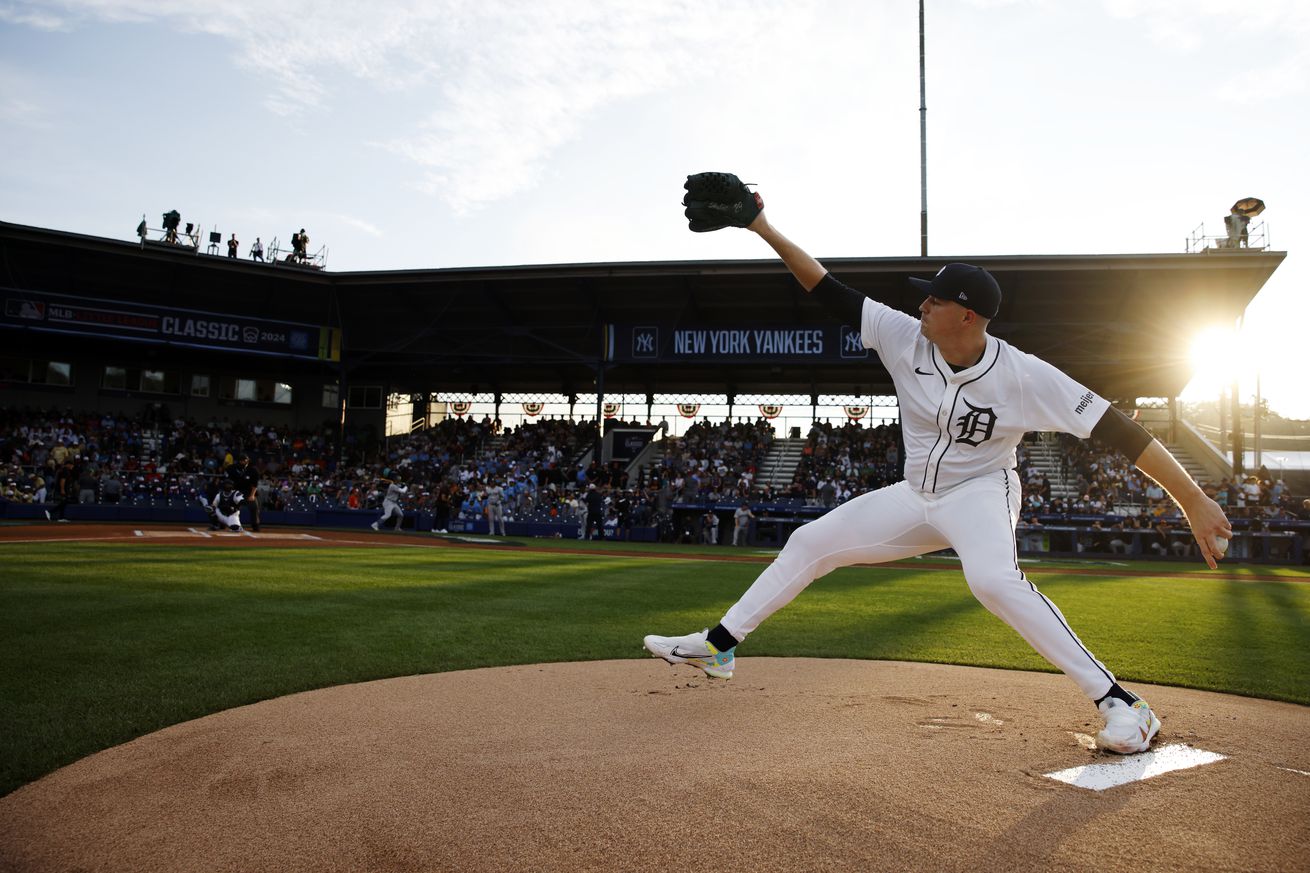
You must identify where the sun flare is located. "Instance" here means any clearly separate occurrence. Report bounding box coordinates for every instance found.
[1182,325,1246,403]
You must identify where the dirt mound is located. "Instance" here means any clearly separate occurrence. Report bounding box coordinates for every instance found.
[1,659,1306,873]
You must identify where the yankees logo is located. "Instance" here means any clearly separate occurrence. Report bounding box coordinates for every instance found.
[839,325,868,359]
[633,326,658,358]
[954,400,997,446]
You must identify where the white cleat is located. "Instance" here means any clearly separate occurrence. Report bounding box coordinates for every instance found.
[370,522,380,531]
[643,628,735,679]
[1096,698,1161,754]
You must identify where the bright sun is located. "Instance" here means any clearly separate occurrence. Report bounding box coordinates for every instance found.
[1177,305,1309,420]
[1181,326,1248,404]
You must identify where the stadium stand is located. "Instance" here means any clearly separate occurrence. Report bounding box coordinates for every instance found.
[1,408,1306,560]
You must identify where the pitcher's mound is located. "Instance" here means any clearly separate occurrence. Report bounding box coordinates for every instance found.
[1,659,1307,873]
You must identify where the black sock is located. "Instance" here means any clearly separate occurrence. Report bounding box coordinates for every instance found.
[1094,682,1140,709]
[707,624,739,652]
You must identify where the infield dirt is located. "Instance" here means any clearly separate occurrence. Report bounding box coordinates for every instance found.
[1,659,1307,873]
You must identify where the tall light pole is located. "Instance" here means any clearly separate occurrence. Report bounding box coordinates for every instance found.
[919,0,929,256]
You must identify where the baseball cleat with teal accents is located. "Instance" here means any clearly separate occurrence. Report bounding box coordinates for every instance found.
[643,628,735,679]
[1095,698,1161,754]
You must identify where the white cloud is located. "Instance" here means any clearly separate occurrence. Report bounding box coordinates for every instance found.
[0,65,55,129]
[325,214,384,238]
[0,92,51,129]
[0,4,68,29]
[373,1,815,212]
[4,0,814,209]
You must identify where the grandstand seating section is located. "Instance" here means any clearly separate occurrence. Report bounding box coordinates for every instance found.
[2,406,1305,560]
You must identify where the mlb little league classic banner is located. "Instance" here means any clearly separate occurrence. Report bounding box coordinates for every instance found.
[1,289,341,362]
[605,324,868,363]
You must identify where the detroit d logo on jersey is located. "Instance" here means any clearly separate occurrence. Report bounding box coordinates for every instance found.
[954,399,997,446]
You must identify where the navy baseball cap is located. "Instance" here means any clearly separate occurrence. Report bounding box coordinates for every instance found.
[909,263,1001,319]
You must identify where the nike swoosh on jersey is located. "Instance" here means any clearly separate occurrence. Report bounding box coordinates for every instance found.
[914,367,932,375]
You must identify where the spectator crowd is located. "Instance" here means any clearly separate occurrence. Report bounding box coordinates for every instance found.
[2,406,1305,555]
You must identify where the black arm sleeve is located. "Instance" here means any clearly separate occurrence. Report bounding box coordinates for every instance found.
[1090,405,1153,461]
[810,273,867,326]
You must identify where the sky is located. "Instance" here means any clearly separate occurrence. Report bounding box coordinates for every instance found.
[1,0,1306,418]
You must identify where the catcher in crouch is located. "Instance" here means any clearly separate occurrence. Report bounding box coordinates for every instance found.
[644,172,1232,755]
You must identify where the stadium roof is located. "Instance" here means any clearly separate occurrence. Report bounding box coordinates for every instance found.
[0,220,1286,401]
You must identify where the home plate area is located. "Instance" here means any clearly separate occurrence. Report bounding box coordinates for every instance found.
[1044,743,1228,790]
[132,528,322,540]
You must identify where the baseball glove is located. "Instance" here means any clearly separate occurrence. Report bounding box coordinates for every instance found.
[682,172,763,232]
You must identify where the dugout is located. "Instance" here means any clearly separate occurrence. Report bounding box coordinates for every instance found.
[0,219,1286,445]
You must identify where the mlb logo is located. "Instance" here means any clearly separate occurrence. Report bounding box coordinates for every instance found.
[633,326,658,359]
[5,299,46,321]
[840,325,868,359]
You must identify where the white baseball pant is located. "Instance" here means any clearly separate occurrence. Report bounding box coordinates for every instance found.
[214,496,243,531]
[381,500,403,528]
[487,503,506,535]
[720,469,1117,700]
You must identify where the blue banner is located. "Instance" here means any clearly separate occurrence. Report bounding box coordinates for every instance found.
[607,323,868,363]
[1,289,340,361]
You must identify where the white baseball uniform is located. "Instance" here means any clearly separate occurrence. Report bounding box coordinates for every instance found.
[213,490,243,531]
[720,291,1120,700]
[378,481,407,529]
[486,484,506,535]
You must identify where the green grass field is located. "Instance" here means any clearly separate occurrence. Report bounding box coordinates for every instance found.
[2,539,1308,797]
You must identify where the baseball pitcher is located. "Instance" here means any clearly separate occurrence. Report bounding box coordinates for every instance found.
[645,173,1233,755]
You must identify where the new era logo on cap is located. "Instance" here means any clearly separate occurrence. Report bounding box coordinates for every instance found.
[909,263,1002,319]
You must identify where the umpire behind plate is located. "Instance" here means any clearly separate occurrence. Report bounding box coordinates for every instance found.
[644,172,1233,756]
[226,454,260,532]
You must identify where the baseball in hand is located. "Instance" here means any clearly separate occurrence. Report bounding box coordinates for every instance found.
[1214,536,1228,555]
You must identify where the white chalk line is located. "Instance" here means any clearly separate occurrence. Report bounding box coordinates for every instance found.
[1,529,325,543]
[130,529,323,541]
[0,535,141,545]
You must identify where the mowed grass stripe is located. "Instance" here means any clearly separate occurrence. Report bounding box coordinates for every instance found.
[1,542,1307,797]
